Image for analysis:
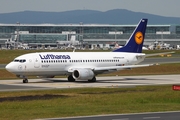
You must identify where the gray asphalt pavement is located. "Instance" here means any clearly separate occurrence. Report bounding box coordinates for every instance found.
[0,64,6,69]
[142,57,180,64]
[38,111,180,120]
[1,57,180,120]
[1,74,180,91]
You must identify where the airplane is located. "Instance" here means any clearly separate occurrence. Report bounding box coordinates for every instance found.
[5,18,172,83]
[56,35,80,47]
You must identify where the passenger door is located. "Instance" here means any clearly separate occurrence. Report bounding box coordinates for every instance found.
[34,56,40,68]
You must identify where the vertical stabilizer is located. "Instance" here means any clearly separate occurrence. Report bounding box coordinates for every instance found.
[113,19,148,53]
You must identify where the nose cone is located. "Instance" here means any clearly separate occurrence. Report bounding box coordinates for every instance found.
[6,63,15,73]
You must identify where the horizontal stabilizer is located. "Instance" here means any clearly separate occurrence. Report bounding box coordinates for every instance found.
[145,51,175,57]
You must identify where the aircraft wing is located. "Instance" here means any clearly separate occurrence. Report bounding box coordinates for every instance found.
[145,51,175,57]
[68,64,157,73]
[93,64,157,71]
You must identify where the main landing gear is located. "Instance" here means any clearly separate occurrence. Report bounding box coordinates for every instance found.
[68,75,75,82]
[23,78,28,83]
[67,75,97,82]
[88,76,96,82]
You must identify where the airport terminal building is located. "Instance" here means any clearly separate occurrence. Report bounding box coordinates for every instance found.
[0,23,180,49]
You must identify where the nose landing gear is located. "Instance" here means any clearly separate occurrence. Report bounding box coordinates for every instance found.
[16,75,28,83]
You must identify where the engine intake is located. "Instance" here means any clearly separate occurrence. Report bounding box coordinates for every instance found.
[72,68,94,80]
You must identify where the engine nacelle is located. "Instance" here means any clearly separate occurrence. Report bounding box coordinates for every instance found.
[72,68,94,80]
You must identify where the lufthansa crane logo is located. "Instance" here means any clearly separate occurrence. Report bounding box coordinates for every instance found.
[135,32,143,45]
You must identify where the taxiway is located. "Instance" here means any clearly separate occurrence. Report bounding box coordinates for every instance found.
[38,111,180,120]
[0,74,180,91]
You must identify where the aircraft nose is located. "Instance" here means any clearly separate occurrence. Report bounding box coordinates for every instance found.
[6,63,16,72]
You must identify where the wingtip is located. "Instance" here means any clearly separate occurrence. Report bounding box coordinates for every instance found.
[152,63,159,66]
[149,63,159,66]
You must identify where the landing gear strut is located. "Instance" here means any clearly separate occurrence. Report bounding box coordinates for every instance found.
[23,78,28,83]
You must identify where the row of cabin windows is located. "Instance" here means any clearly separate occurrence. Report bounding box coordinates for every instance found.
[41,59,120,63]
[70,59,120,63]
[42,60,67,63]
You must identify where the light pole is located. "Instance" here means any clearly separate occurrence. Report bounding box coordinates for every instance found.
[161,30,164,40]
[16,22,20,49]
[115,29,117,41]
[80,22,83,48]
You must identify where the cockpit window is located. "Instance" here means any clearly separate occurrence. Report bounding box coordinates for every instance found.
[14,59,19,62]
[14,59,26,63]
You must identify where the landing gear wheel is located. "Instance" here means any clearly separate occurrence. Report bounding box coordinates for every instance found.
[23,78,28,83]
[68,75,75,82]
[88,76,96,82]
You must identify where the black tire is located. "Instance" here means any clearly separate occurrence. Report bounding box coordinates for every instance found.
[88,76,96,82]
[23,78,28,83]
[68,75,75,82]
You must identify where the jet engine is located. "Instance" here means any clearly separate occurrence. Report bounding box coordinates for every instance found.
[72,68,94,80]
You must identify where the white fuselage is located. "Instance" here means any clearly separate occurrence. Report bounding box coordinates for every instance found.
[6,52,145,77]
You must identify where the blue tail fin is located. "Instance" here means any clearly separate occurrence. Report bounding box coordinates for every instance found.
[113,19,148,53]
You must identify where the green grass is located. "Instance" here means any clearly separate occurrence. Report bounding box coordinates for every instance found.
[0,86,180,120]
[0,49,180,120]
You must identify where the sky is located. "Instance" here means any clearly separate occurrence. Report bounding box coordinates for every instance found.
[0,0,180,17]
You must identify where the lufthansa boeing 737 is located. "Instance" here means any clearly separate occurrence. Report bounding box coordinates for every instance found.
[5,19,169,83]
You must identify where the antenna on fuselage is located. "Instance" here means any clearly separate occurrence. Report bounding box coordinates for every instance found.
[73,48,76,52]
